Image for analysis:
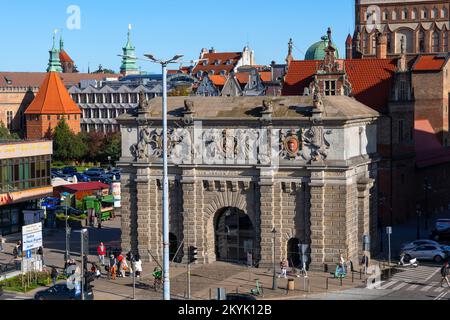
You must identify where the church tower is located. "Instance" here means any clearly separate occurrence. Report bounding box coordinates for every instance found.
[120,24,140,76]
[47,30,63,73]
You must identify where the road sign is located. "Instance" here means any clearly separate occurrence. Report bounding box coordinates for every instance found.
[386,226,392,235]
[22,222,43,251]
[25,250,32,259]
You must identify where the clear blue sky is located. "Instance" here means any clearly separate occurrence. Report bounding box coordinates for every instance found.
[0,0,355,73]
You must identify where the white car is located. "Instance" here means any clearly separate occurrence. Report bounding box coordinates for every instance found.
[402,245,447,263]
[401,240,441,251]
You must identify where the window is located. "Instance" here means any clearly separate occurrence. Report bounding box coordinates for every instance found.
[398,119,404,143]
[57,115,61,120]
[432,8,438,18]
[6,111,13,130]
[47,115,51,121]
[399,80,407,100]
[387,33,392,53]
[88,94,95,104]
[432,31,441,52]
[121,93,129,103]
[113,93,120,103]
[209,70,215,75]
[422,9,428,19]
[363,33,369,54]
[67,115,70,120]
[402,9,408,20]
[80,94,87,104]
[324,81,336,96]
[419,30,425,52]
[444,32,448,52]
[372,34,376,55]
[106,94,112,104]
[383,10,388,21]
[392,10,397,20]
[412,9,417,19]
[96,94,104,104]
[442,8,448,18]
[130,94,138,103]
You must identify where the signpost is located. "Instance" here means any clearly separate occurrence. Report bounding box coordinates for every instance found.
[386,227,392,278]
[22,222,43,274]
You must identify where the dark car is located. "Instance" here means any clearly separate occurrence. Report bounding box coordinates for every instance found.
[84,168,105,178]
[226,293,257,301]
[34,284,94,301]
[430,227,450,241]
[75,173,90,182]
[109,169,122,180]
[62,167,78,176]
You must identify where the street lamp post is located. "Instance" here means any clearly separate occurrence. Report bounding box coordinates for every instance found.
[416,206,422,240]
[272,228,277,290]
[142,53,183,301]
[61,192,71,261]
[424,180,432,231]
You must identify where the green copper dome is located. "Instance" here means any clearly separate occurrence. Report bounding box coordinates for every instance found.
[305,35,340,61]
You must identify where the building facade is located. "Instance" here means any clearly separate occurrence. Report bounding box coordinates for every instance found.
[117,92,380,269]
[355,0,450,57]
[0,140,53,235]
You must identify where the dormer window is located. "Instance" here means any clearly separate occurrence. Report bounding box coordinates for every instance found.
[209,70,215,75]
[214,59,221,65]
[203,60,208,66]
[220,70,227,76]
[226,59,232,65]
[4,77,12,85]
[197,71,203,78]
[324,80,336,96]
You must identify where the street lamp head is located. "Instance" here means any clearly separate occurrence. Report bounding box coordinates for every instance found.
[144,54,158,62]
[170,54,184,63]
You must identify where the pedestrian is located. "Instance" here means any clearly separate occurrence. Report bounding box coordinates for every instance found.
[109,255,117,280]
[13,245,18,259]
[51,267,59,286]
[17,240,22,257]
[0,234,4,252]
[440,261,450,288]
[97,242,106,266]
[120,258,128,278]
[37,246,44,266]
[133,255,142,278]
[278,258,288,279]
[361,254,369,274]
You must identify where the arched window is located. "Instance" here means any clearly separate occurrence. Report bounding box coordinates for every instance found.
[411,9,417,20]
[363,33,369,54]
[372,34,377,55]
[442,8,448,18]
[392,10,397,20]
[402,9,408,20]
[383,10,388,21]
[422,9,428,19]
[432,30,441,52]
[418,30,425,52]
[432,8,439,18]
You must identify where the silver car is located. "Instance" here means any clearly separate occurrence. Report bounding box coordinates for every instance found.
[401,240,441,251]
[402,245,447,263]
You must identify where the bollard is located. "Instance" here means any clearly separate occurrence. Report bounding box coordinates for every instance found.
[326,277,329,290]
[360,269,362,280]
[236,287,239,294]
[209,288,212,300]
[340,277,343,287]
[352,271,354,283]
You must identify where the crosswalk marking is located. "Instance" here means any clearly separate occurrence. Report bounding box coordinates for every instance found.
[392,282,408,291]
[406,284,419,291]
[374,266,441,293]
[420,283,436,292]
[379,281,398,289]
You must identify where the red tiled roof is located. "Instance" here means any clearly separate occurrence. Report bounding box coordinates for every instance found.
[0,72,120,88]
[282,58,397,112]
[59,49,74,63]
[24,72,81,115]
[193,52,242,75]
[61,181,109,192]
[415,119,450,168]
[413,55,447,72]
[259,71,272,82]
[209,75,227,86]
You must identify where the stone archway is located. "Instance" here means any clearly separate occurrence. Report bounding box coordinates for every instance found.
[214,207,256,264]
[287,238,301,268]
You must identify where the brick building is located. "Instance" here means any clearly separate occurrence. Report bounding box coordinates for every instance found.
[24,72,82,139]
[354,0,450,57]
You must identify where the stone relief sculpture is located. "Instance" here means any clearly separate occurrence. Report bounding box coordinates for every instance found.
[203,129,225,162]
[280,129,303,160]
[170,128,192,164]
[302,125,332,162]
[130,126,152,160]
[138,90,150,111]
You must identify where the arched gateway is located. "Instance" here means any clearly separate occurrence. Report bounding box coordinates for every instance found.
[118,94,379,270]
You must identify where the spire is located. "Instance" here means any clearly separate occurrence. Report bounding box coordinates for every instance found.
[47,29,63,73]
[60,33,64,51]
[286,38,294,65]
[120,24,139,76]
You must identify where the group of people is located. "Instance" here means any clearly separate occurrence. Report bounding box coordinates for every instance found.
[97,242,143,280]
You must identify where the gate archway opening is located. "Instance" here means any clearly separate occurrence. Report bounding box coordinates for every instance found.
[287,238,301,268]
[215,207,255,264]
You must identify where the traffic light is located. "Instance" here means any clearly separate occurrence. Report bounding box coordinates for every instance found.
[84,271,96,291]
[188,246,198,264]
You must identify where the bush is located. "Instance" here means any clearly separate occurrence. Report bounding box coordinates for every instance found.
[0,271,53,293]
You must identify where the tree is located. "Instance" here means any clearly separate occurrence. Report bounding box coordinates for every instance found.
[52,119,87,162]
[79,132,105,162]
[0,121,19,140]
[100,132,121,163]
[168,85,192,97]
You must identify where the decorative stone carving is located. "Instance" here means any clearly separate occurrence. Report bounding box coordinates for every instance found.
[138,91,150,113]
[312,78,324,114]
[130,126,152,160]
[302,125,332,163]
[203,129,226,162]
[260,99,273,123]
[279,129,303,160]
[170,128,192,164]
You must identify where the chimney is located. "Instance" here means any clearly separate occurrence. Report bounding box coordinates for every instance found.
[346,34,353,59]
[376,32,387,59]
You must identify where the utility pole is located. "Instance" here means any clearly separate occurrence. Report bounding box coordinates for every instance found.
[272,228,277,290]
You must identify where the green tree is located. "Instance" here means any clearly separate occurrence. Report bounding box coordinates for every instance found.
[100,132,121,163]
[52,119,83,162]
[0,121,19,140]
[79,132,105,162]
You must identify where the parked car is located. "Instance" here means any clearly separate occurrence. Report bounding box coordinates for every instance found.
[401,245,447,263]
[401,240,442,251]
[430,227,450,242]
[62,166,78,176]
[74,173,90,182]
[84,168,105,178]
[109,168,122,180]
[34,284,93,301]
[435,219,450,231]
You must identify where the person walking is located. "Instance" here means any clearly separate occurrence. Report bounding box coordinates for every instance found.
[440,261,450,288]
[278,259,288,279]
[37,246,44,266]
[120,258,128,278]
[51,267,59,286]
[361,254,369,274]
[109,255,117,280]
[134,255,142,278]
[17,240,22,257]
[97,242,106,266]
[0,234,4,252]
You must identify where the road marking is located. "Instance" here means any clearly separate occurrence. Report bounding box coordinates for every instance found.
[434,286,445,293]
[420,283,436,292]
[379,281,398,290]
[435,291,448,300]
[392,282,408,291]
[406,284,419,291]
[425,268,441,282]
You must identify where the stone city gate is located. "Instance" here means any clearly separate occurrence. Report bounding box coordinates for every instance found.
[117,95,380,270]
